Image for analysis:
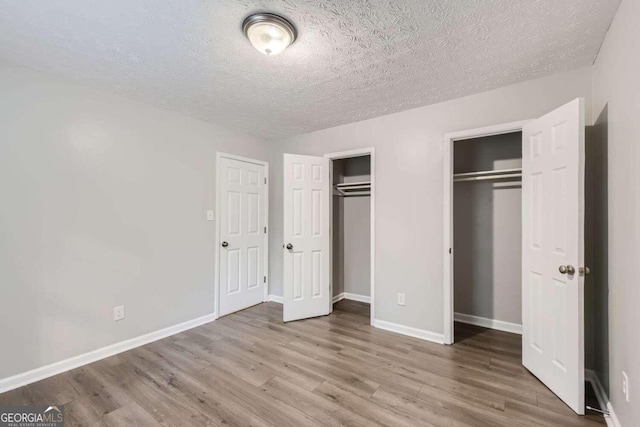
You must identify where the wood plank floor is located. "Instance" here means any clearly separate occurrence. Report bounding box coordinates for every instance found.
[0,300,605,426]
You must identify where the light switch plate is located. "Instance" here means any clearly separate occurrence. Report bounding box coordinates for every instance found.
[114,305,125,321]
[207,210,214,221]
[397,293,406,306]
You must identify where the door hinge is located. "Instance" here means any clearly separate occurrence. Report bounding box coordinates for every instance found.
[264,276,267,283]
[264,226,267,234]
[264,177,267,184]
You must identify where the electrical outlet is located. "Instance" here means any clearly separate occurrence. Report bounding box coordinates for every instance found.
[397,293,406,306]
[207,210,214,221]
[623,371,629,402]
[114,305,125,321]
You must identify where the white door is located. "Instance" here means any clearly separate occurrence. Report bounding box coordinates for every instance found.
[522,98,585,414]
[218,155,267,317]
[283,154,331,322]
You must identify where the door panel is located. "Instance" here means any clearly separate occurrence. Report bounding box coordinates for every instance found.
[522,98,585,414]
[219,156,266,317]
[283,154,331,321]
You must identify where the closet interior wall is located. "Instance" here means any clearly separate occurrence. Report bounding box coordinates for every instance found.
[453,132,522,327]
[332,156,371,301]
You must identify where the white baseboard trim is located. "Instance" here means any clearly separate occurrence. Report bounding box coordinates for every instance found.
[0,312,216,394]
[585,369,619,427]
[606,402,621,427]
[372,319,444,344]
[268,295,283,304]
[333,292,371,304]
[343,293,371,303]
[454,312,522,335]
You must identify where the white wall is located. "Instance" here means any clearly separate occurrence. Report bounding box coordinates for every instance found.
[453,133,522,325]
[269,67,593,336]
[592,0,640,424]
[0,62,269,380]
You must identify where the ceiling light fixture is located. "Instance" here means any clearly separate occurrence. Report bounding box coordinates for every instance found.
[242,13,297,56]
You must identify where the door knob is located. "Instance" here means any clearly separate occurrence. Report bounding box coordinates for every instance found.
[221,241,229,248]
[579,267,591,276]
[286,243,293,250]
[559,265,576,275]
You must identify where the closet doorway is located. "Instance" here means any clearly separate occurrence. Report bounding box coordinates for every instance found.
[326,148,375,324]
[282,148,375,324]
[444,120,531,344]
[450,129,524,336]
[442,98,588,415]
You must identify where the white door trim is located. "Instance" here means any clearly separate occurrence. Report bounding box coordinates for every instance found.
[443,120,531,344]
[324,147,375,325]
[215,152,269,319]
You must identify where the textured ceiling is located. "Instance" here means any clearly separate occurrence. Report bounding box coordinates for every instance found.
[0,0,620,140]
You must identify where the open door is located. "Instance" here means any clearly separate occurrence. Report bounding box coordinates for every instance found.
[522,98,585,414]
[283,154,331,322]
[217,155,267,317]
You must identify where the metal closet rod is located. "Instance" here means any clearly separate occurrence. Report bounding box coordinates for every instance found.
[334,181,371,197]
[453,168,522,183]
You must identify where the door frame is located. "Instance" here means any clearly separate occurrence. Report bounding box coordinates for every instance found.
[215,152,269,319]
[324,147,375,325]
[442,121,531,345]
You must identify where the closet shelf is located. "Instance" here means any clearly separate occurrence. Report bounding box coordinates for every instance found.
[453,168,522,183]
[334,181,371,197]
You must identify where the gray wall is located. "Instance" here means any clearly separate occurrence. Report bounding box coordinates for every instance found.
[453,133,522,325]
[0,62,269,380]
[269,67,593,335]
[332,156,371,298]
[592,0,639,423]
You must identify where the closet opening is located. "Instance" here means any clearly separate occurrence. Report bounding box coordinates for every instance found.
[452,131,523,342]
[443,121,530,345]
[326,148,375,324]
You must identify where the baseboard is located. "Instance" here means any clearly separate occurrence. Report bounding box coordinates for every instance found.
[0,312,216,394]
[343,293,371,303]
[454,312,522,335]
[372,319,444,344]
[585,369,619,427]
[268,295,283,304]
[606,402,621,427]
[332,292,370,304]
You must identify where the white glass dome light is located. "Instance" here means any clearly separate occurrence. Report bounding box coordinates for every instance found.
[242,13,297,56]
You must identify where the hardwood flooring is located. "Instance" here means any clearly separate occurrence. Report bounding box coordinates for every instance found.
[0,300,605,426]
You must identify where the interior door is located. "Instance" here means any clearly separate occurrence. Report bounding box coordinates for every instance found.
[218,156,267,317]
[522,98,585,414]
[283,154,331,322]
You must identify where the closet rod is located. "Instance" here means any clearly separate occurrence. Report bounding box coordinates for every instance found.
[335,181,371,188]
[335,184,370,190]
[334,181,371,197]
[454,173,522,182]
[335,191,370,197]
[453,168,522,178]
